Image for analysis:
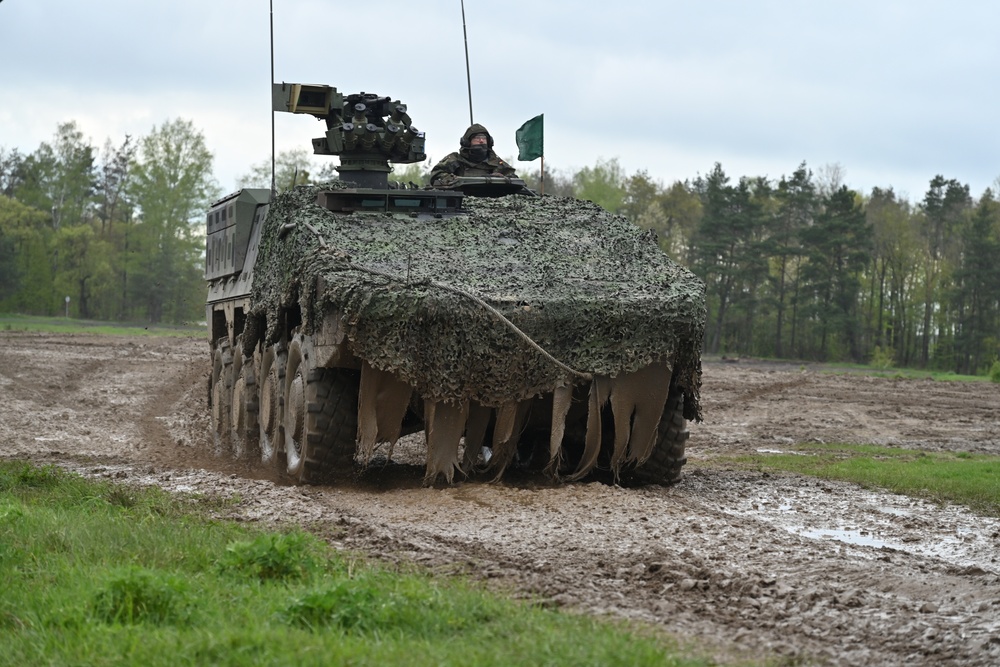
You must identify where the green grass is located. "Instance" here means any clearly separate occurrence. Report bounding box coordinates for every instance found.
[703,354,993,383]
[0,313,205,337]
[729,444,1000,516]
[0,461,715,667]
[823,365,990,383]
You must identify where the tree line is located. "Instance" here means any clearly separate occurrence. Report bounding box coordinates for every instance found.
[0,120,216,324]
[532,159,999,375]
[2,122,998,375]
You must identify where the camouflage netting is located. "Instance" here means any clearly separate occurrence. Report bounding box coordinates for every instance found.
[250,182,706,420]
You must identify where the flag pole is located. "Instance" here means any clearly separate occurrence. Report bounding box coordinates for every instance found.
[540,155,545,196]
[461,0,474,125]
[269,0,276,196]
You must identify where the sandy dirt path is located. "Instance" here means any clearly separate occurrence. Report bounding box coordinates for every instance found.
[2,332,999,666]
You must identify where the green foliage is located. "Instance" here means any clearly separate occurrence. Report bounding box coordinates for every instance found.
[690,164,771,355]
[236,148,318,193]
[388,160,432,187]
[284,580,387,632]
[518,165,575,197]
[91,566,191,625]
[15,121,95,228]
[127,118,220,324]
[990,360,1000,383]
[216,531,325,582]
[799,186,872,361]
[869,346,895,370]
[283,573,500,635]
[0,461,68,492]
[655,180,702,261]
[572,157,627,213]
[0,195,53,311]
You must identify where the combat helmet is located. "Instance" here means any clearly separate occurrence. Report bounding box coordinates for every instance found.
[460,123,494,148]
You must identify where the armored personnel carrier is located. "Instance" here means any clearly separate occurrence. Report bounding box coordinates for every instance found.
[205,83,705,485]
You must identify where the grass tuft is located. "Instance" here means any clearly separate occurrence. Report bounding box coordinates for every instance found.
[91,566,192,626]
[216,531,326,582]
[284,580,385,631]
[0,462,68,492]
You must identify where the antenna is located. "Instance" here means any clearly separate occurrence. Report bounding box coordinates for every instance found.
[269,0,276,196]
[461,0,474,125]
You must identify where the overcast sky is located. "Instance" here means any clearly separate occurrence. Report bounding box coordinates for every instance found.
[2,0,999,203]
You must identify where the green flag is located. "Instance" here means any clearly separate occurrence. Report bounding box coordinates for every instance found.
[515,114,543,161]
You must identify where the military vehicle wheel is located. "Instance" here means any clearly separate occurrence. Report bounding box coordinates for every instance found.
[622,385,689,486]
[283,333,359,483]
[258,341,286,468]
[229,339,260,460]
[210,339,234,455]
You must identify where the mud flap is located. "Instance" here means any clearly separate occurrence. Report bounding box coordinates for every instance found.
[357,361,413,464]
[488,400,530,481]
[609,363,672,473]
[544,384,573,478]
[424,400,469,485]
[461,402,493,473]
[565,376,611,481]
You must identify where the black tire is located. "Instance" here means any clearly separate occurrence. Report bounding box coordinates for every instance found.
[209,338,233,456]
[622,385,689,486]
[229,339,260,460]
[283,333,359,484]
[258,341,286,468]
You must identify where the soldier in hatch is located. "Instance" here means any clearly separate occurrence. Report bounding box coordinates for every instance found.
[429,123,517,186]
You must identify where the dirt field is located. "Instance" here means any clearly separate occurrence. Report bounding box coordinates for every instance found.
[2,331,999,666]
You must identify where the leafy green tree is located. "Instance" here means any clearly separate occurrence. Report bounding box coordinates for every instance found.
[0,195,52,311]
[51,224,113,319]
[94,136,136,235]
[655,181,702,262]
[518,166,575,197]
[621,170,661,222]
[127,119,220,323]
[387,160,432,187]
[14,122,96,229]
[91,137,138,320]
[621,170,705,261]
[0,147,26,198]
[573,157,626,213]
[7,123,98,314]
[238,148,318,193]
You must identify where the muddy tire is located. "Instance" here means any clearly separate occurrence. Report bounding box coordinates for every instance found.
[229,337,260,460]
[283,333,359,483]
[209,338,234,456]
[258,341,286,468]
[622,385,688,486]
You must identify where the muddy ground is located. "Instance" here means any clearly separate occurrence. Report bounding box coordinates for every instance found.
[1,331,999,666]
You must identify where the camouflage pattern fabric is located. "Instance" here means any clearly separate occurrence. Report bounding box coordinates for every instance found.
[430,123,517,185]
[429,151,516,185]
[251,182,706,421]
